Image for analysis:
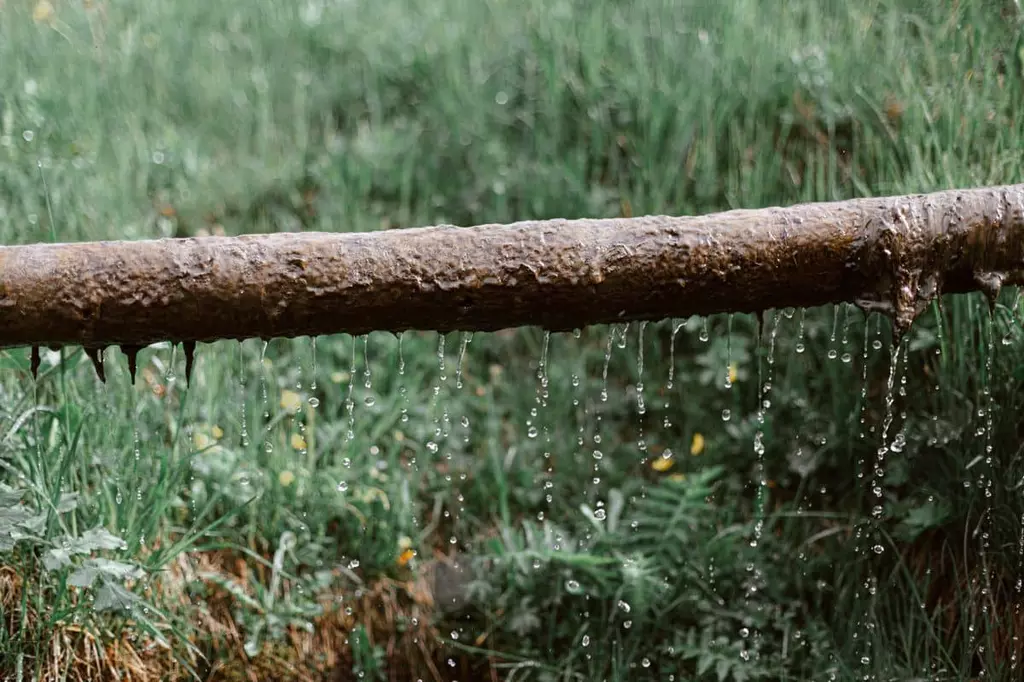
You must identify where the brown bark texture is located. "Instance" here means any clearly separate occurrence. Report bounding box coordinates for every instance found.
[1,184,1023,355]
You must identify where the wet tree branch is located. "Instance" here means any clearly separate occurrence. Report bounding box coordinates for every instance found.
[2,184,1023,364]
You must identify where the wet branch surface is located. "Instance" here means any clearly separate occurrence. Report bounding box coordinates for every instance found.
[2,184,1023,361]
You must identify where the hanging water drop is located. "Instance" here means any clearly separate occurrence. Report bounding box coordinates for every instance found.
[363,336,372,389]
[795,309,806,353]
[259,340,269,420]
[310,336,318,390]
[455,332,472,389]
[86,347,105,382]
[125,345,141,384]
[184,341,196,386]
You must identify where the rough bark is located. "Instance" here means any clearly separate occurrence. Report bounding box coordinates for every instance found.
[1,184,1023,358]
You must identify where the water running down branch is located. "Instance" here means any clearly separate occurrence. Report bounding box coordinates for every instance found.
[2,184,1023,379]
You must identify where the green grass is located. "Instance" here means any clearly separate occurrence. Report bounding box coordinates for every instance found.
[2,0,1024,679]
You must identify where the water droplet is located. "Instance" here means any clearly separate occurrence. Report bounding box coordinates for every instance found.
[22,130,34,142]
[527,425,538,438]
[565,579,581,594]
[337,481,349,492]
[364,395,376,407]
[308,396,320,408]
[721,409,731,421]
[641,657,651,668]
[592,450,603,460]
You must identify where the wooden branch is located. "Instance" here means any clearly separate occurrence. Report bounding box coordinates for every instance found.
[1,184,1023,370]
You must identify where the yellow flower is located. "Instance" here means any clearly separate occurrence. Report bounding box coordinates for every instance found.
[394,430,405,442]
[330,371,347,384]
[280,390,302,413]
[211,425,224,440]
[278,470,295,487]
[690,432,705,456]
[290,433,307,450]
[33,1,55,23]
[669,473,687,483]
[398,535,413,550]
[651,454,674,472]
[193,432,212,451]
[397,548,416,567]
[728,363,738,385]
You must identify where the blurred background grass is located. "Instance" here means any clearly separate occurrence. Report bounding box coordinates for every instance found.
[2,0,1024,680]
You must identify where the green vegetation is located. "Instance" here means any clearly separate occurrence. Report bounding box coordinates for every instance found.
[2,0,1024,679]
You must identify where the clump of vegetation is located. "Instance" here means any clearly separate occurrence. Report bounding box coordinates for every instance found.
[1,0,1024,680]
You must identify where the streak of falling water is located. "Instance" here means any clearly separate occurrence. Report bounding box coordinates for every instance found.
[525,332,550,441]
[795,309,806,353]
[535,332,552,506]
[594,327,618,488]
[570,333,584,509]
[858,316,872,449]
[343,337,357,445]
[975,309,998,667]
[724,314,734,389]
[744,311,780,666]
[260,340,269,420]
[751,311,781,549]
[856,335,903,678]
[437,333,447,386]
[600,326,616,404]
[426,334,446,460]
[1016,510,1024,672]
[872,341,901,522]
[455,332,472,390]
[165,344,177,387]
[840,303,853,363]
[363,336,373,393]
[397,333,408,424]
[663,320,685,429]
[310,337,317,391]
[239,342,249,447]
[827,304,840,360]
[933,302,945,395]
[635,322,648,463]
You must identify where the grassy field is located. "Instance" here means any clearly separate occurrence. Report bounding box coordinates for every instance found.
[2,0,1024,679]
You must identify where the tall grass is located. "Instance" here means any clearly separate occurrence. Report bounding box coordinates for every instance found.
[1,0,1023,679]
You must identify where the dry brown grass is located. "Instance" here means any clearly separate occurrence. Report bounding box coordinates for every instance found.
[0,547,465,682]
